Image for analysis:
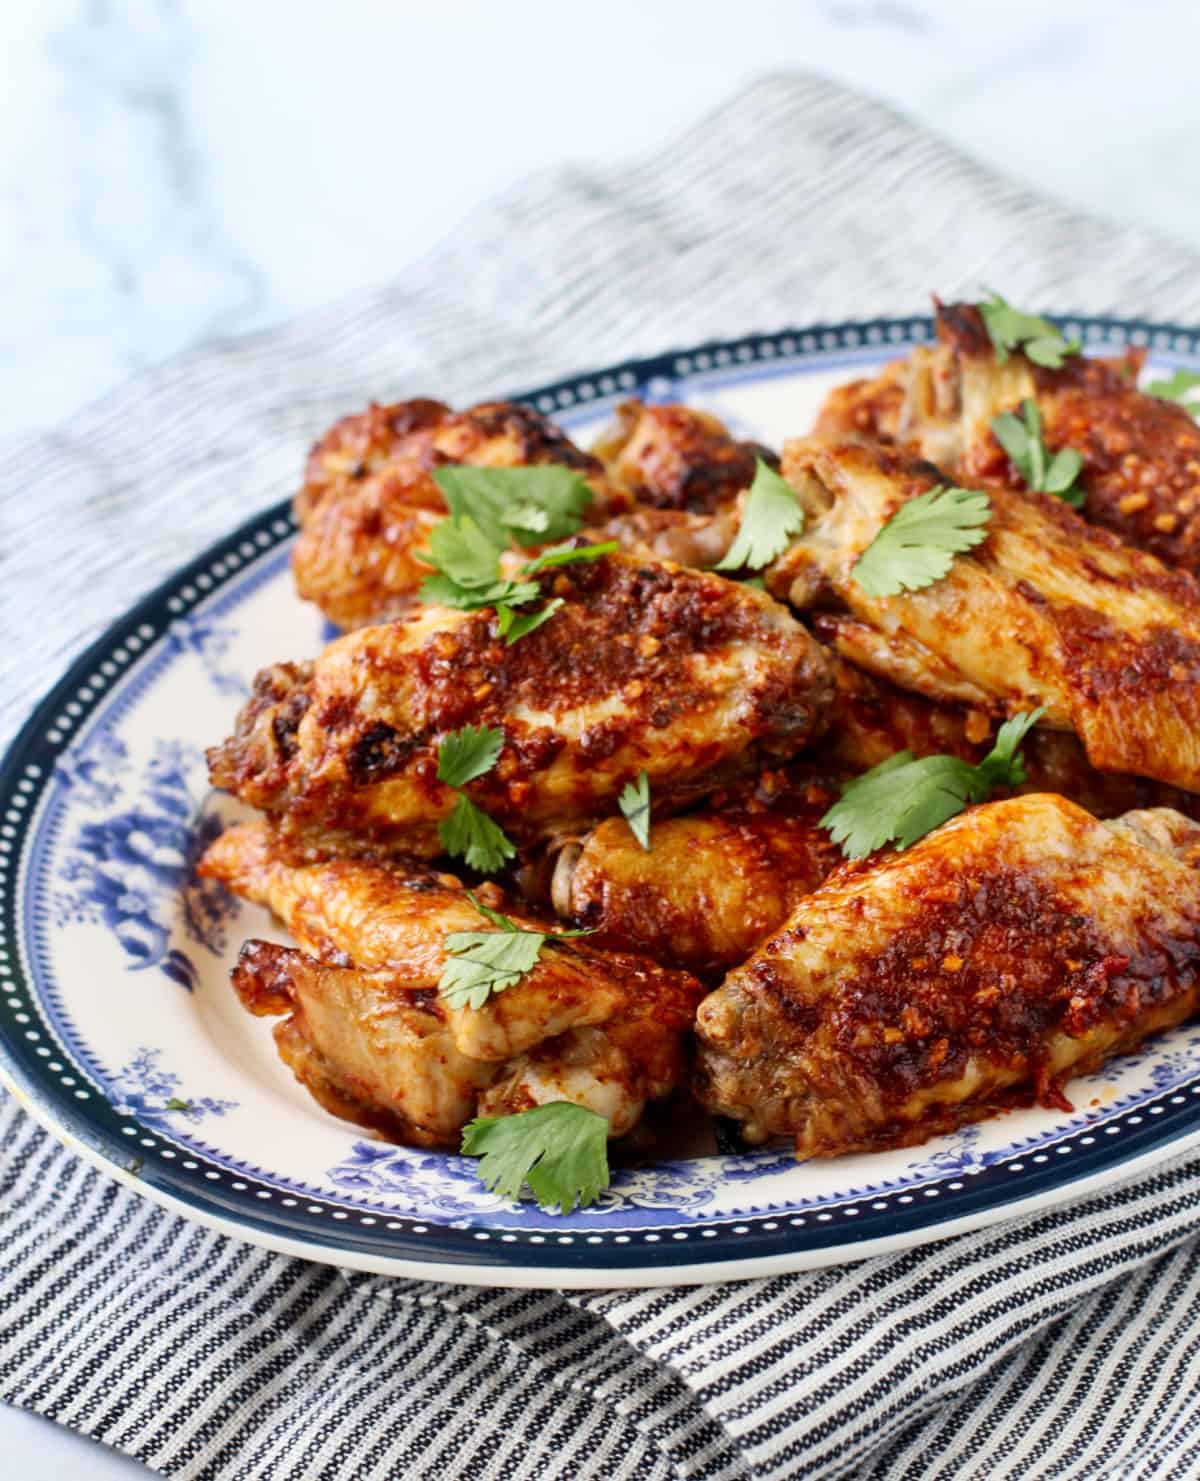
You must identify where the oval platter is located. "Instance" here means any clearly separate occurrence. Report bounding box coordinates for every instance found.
[6,314,1200,1289]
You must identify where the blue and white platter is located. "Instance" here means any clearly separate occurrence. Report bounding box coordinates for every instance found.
[7,315,1200,1288]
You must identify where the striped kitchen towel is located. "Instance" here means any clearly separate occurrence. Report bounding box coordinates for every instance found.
[7,73,1200,1481]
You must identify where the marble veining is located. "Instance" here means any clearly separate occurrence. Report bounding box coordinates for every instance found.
[4,1,1200,446]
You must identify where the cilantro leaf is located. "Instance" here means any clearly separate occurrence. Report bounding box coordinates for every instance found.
[439,892,594,1010]
[496,598,563,644]
[433,466,594,548]
[437,794,516,873]
[1146,368,1200,418]
[618,770,651,850]
[978,292,1079,369]
[851,486,992,597]
[461,1102,610,1213]
[420,573,541,611]
[820,709,1044,859]
[716,459,804,572]
[164,1097,191,1113]
[972,707,1046,793]
[520,540,619,576]
[440,928,544,1010]
[437,724,505,787]
[990,400,1084,507]
[421,516,503,589]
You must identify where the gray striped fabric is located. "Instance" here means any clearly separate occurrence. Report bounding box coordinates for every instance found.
[6,73,1200,1480]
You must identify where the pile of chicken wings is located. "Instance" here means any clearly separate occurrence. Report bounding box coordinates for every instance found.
[201,298,1200,1176]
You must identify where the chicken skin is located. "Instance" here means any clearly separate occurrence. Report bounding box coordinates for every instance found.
[695,794,1200,1157]
[594,400,777,514]
[820,655,1200,819]
[817,302,1200,573]
[550,767,843,977]
[589,400,778,570]
[769,439,1200,792]
[293,398,632,628]
[207,823,704,1145]
[209,549,833,861]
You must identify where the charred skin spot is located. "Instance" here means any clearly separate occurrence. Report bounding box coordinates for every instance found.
[467,401,604,474]
[272,688,311,764]
[346,722,418,786]
[934,299,994,360]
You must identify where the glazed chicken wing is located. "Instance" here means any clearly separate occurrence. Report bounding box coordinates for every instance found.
[695,794,1200,1157]
[293,398,631,628]
[820,302,1200,572]
[769,439,1200,792]
[590,400,778,570]
[594,400,777,514]
[209,549,833,859]
[813,357,908,445]
[208,823,703,1145]
[820,653,1200,818]
[550,768,843,977]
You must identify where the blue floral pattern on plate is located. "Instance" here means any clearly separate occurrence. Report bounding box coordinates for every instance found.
[107,1047,237,1127]
[53,736,237,989]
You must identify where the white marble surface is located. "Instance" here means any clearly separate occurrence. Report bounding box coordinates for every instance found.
[4,2,1200,1474]
[5,0,1200,449]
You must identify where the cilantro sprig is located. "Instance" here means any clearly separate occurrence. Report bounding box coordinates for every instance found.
[1145,368,1200,419]
[991,400,1084,507]
[716,459,805,572]
[618,770,651,850]
[461,1101,610,1213]
[820,709,1045,860]
[418,466,617,643]
[435,725,516,873]
[978,292,1079,370]
[439,893,593,1011]
[851,486,992,597]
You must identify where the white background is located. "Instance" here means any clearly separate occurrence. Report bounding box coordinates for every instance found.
[5,0,1200,1473]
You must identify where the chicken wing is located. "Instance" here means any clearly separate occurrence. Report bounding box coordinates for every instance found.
[587,400,778,570]
[819,302,1200,572]
[550,768,843,977]
[820,653,1200,818]
[209,549,833,860]
[293,398,631,627]
[812,358,908,444]
[769,439,1200,792]
[208,823,703,1144]
[594,400,777,514]
[695,793,1200,1157]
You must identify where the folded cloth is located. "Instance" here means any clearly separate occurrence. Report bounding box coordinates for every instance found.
[5,73,1200,1481]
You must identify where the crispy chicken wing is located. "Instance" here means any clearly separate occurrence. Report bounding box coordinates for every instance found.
[550,768,843,977]
[293,398,631,627]
[695,794,1200,1157]
[588,400,777,569]
[594,400,777,514]
[820,654,1200,818]
[769,439,1200,792]
[209,550,833,859]
[812,358,908,444]
[820,302,1200,572]
[208,823,703,1144]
